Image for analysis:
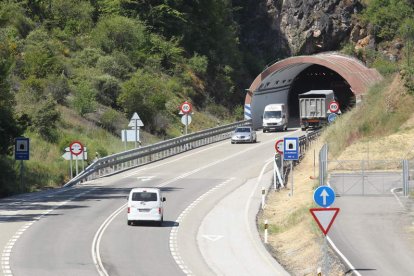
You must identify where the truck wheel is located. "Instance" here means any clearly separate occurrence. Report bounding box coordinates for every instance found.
[263,129,267,133]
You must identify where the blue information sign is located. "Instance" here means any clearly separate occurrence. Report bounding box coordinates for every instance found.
[283,137,299,160]
[15,137,30,160]
[328,113,337,124]
[313,186,335,208]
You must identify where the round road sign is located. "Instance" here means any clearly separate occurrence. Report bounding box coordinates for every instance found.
[328,113,338,124]
[313,185,335,208]
[70,141,84,156]
[180,101,192,114]
[329,101,340,113]
[181,114,192,125]
[275,139,284,154]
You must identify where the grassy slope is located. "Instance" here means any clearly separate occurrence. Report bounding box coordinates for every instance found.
[22,103,231,192]
[259,73,414,275]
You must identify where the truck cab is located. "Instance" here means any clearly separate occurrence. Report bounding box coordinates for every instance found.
[262,104,288,132]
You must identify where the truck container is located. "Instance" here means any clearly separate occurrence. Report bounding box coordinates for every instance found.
[262,103,288,132]
[299,90,335,130]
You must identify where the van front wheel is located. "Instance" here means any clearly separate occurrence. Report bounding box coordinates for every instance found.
[127,220,132,226]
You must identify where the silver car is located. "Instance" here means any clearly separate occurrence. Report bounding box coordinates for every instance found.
[231,126,257,144]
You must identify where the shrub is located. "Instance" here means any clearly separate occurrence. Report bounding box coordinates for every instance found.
[94,74,121,107]
[30,96,60,142]
[72,81,97,116]
[96,52,135,80]
[45,75,71,104]
[92,15,148,56]
[73,47,104,68]
[99,109,118,132]
[188,53,208,75]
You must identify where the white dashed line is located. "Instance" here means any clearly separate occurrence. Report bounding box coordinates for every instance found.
[169,178,235,275]
[1,188,95,276]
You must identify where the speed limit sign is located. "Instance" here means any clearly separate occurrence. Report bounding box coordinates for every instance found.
[329,101,340,113]
[69,141,84,156]
[275,139,284,154]
[180,101,192,114]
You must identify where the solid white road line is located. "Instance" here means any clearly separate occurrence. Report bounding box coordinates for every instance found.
[91,129,302,275]
[91,203,127,276]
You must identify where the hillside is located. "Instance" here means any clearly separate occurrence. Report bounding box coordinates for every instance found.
[260,73,414,275]
[1,0,414,197]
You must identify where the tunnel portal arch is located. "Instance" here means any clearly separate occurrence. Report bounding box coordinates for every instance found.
[244,52,383,129]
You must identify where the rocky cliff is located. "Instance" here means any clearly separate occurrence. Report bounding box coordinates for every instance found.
[240,0,364,58]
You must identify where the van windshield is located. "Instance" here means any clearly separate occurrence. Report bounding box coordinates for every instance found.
[132,192,158,201]
[264,111,281,119]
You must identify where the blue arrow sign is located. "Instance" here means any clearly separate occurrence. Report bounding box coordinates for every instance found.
[328,113,337,124]
[313,186,335,208]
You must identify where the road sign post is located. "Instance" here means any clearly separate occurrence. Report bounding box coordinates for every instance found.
[70,141,84,176]
[128,112,144,148]
[180,102,193,135]
[310,207,340,276]
[15,137,30,192]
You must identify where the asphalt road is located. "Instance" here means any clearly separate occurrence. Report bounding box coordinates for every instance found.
[1,128,303,276]
[329,174,414,275]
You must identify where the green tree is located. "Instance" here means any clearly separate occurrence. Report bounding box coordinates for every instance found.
[96,51,135,80]
[0,30,22,154]
[92,15,148,60]
[362,0,414,41]
[72,81,97,116]
[49,0,94,35]
[30,95,60,142]
[118,70,168,129]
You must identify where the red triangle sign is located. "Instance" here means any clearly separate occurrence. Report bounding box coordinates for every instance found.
[310,208,340,235]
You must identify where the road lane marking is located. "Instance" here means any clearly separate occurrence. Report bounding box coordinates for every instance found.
[244,159,288,273]
[1,188,95,276]
[202,235,223,242]
[327,236,362,276]
[91,129,302,275]
[169,178,235,276]
[91,203,126,276]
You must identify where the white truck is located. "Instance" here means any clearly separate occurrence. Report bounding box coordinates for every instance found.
[262,104,288,132]
[299,90,335,130]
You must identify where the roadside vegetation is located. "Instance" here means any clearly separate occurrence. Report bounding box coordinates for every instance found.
[1,0,414,199]
[260,0,414,274]
[0,1,262,197]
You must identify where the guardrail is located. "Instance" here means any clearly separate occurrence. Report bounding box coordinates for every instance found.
[274,129,321,188]
[64,120,252,187]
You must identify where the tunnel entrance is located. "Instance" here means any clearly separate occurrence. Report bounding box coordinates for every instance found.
[287,64,355,118]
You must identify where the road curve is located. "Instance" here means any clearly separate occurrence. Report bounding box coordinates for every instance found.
[1,128,304,276]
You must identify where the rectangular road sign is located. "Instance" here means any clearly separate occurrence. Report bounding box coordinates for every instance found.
[283,137,299,160]
[15,137,29,160]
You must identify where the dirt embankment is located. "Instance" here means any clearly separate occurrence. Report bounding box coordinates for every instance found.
[259,75,414,275]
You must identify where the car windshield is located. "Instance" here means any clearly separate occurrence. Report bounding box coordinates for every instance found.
[235,127,250,133]
[264,111,281,119]
[132,192,158,202]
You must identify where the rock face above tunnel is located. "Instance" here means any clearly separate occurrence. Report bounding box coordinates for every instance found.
[267,0,363,55]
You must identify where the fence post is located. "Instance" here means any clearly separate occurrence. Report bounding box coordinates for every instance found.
[403,160,409,196]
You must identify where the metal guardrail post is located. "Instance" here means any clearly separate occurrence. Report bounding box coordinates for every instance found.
[403,159,409,196]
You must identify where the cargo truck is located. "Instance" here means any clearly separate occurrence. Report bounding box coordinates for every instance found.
[262,103,288,132]
[299,90,335,130]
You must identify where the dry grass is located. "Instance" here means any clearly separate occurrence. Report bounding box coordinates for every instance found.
[259,139,346,275]
[259,74,414,275]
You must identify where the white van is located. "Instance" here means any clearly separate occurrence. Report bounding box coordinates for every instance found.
[262,104,288,132]
[127,187,166,226]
